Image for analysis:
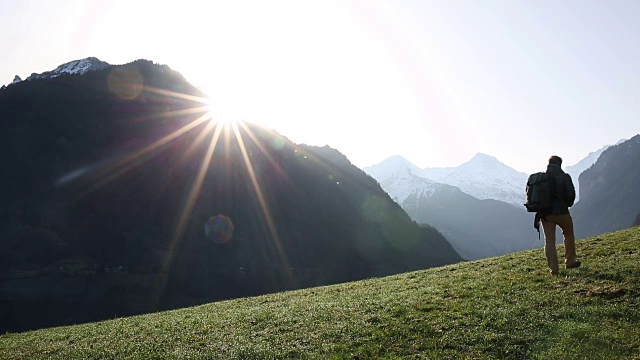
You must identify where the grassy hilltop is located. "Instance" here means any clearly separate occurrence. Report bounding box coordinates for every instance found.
[1,227,639,359]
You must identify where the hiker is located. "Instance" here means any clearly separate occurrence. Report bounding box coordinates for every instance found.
[539,155,580,275]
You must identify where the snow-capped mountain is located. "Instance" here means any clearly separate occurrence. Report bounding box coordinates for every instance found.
[11,57,110,84]
[364,155,422,184]
[365,153,528,207]
[419,153,528,207]
[379,167,459,204]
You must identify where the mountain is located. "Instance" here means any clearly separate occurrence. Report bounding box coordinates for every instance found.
[370,169,539,260]
[365,153,528,207]
[419,153,528,207]
[0,58,461,333]
[572,135,640,238]
[363,155,423,186]
[374,166,452,206]
[565,144,612,202]
[403,191,538,261]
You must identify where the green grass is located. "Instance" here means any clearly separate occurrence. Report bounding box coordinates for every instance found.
[2,227,639,359]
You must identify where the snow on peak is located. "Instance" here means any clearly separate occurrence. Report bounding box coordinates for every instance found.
[471,152,498,162]
[379,167,445,204]
[51,57,110,76]
[380,155,418,168]
[419,154,527,206]
[460,153,512,172]
[25,57,110,82]
[12,75,22,84]
[363,155,421,182]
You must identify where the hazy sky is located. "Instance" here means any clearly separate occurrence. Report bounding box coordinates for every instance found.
[2,0,638,173]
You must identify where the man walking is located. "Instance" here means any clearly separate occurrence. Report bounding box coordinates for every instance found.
[540,155,580,275]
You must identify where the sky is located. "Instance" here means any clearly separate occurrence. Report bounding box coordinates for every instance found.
[1,0,638,174]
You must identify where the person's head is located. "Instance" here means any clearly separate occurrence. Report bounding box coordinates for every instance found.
[548,155,563,166]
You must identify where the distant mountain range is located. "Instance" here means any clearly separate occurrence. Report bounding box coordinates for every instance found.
[365,153,528,207]
[363,143,630,260]
[0,57,461,333]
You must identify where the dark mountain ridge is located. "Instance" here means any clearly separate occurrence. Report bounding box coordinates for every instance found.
[0,59,461,333]
[401,179,538,260]
[572,134,640,238]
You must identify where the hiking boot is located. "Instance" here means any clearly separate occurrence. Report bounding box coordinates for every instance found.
[566,260,581,269]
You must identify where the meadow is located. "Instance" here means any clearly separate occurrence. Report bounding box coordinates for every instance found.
[1,227,638,359]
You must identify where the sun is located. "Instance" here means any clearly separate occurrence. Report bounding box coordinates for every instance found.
[205,104,238,128]
[200,87,245,128]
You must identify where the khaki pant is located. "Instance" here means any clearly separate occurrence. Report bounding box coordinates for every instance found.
[541,213,577,274]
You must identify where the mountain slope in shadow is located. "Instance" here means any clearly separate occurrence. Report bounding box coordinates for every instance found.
[572,134,640,238]
[400,176,539,260]
[0,59,461,333]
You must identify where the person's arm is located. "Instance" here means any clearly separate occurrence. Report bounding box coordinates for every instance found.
[565,174,576,207]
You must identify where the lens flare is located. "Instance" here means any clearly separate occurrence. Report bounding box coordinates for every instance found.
[205,215,235,244]
[108,66,144,100]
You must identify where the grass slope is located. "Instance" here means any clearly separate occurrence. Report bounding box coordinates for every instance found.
[1,227,639,359]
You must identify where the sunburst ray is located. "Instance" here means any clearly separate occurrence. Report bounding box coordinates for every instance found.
[152,119,224,309]
[231,121,292,280]
[84,112,212,192]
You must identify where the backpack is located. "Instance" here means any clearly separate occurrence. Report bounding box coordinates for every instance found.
[524,172,551,213]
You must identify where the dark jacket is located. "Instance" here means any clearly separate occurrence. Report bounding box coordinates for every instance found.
[545,164,576,215]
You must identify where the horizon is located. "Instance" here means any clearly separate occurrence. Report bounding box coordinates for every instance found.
[2,1,639,174]
[362,146,621,173]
